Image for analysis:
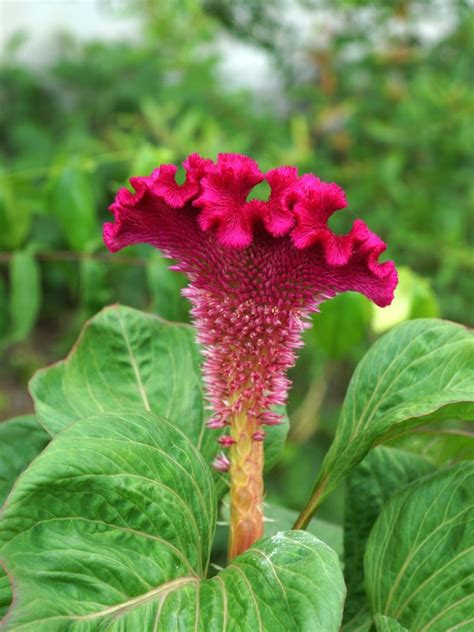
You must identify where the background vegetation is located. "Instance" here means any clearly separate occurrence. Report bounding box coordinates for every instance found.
[0,0,472,523]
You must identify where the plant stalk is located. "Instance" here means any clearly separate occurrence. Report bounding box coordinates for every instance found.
[227,411,264,561]
[292,477,328,530]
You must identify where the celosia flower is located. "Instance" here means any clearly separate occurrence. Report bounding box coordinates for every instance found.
[104,153,397,559]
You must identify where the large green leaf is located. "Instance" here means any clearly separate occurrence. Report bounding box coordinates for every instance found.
[342,447,435,629]
[29,304,288,471]
[153,531,345,632]
[388,429,474,465]
[29,304,209,447]
[296,319,474,525]
[0,410,215,629]
[0,415,50,507]
[0,416,50,617]
[365,462,474,630]
[0,411,345,630]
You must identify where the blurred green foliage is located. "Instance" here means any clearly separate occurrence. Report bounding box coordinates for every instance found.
[0,0,472,519]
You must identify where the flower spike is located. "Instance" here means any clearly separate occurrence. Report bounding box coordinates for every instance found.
[104,152,398,560]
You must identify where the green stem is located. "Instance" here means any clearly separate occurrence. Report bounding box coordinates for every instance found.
[292,477,328,530]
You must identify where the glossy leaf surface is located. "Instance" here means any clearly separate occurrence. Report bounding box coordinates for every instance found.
[0,415,50,617]
[0,411,344,631]
[0,415,50,506]
[302,319,474,519]
[343,447,435,628]
[365,463,474,630]
[388,429,474,465]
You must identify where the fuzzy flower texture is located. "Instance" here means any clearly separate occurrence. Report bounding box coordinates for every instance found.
[104,153,397,462]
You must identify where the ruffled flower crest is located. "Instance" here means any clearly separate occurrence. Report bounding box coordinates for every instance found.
[194,153,265,248]
[104,153,397,469]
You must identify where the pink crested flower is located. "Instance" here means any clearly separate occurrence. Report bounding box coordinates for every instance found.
[104,152,397,454]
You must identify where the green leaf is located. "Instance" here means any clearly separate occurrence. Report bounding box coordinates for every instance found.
[8,251,41,343]
[343,447,435,628]
[0,411,345,630]
[0,415,50,506]
[0,410,214,628]
[161,531,345,632]
[365,462,474,630]
[29,304,288,473]
[29,304,209,446]
[373,614,408,632]
[297,319,474,523]
[0,415,50,617]
[49,161,97,252]
[387,429,474,466]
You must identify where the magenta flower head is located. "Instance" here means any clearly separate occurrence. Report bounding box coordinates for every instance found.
[104,153,397,559]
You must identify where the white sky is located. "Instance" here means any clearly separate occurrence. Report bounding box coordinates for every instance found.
[0,0,464,95]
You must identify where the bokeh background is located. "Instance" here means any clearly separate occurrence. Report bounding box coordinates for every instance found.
[1,0,473,523]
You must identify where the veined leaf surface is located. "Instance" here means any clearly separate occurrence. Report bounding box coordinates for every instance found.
[0,411,344,631]
[0,415,50,506]
[300,319,474,521]
[0,415,50,618]
[365,463,474,631]
[342,447,435,629]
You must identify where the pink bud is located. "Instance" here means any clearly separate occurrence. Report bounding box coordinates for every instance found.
[212,453,230,472]
[218,435,236,448]
[206,417,227,429]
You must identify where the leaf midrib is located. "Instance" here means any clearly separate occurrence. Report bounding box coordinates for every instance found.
[7,576,199,630]
[2,515,198,577]
[349,334,470,440]
[116,310,151,411]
